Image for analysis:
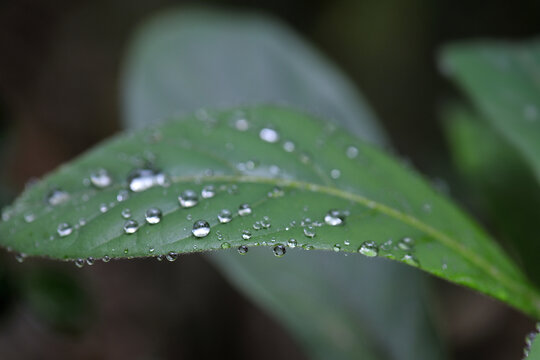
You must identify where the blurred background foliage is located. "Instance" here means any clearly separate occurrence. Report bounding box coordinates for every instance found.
[0,0,539,359]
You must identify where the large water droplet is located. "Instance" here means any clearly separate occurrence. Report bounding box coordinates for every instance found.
[237,245,248,255]
[179,190,198,208]
[217,209,232,224]
[123,220,139,234]
[324,209,346,226]
[127,168,166,192]
[192,220,210,238]
[145,207,162,224]
[47,188,70,206]
[259,127,280,143]
[273,244,286,257]
[57,223,73,237]
[90,169,113,188]
[238,204,252,216]
[201,185,216,199]
[358,241,378,257]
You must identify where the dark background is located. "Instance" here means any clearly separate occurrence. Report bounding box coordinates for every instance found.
[0,0,539,359]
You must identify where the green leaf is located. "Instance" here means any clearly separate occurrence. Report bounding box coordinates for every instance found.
[0,105,538,319]
[441,39,540,183]
[121,8,388,146]
[524,324,540,359]
[444,103,540,284]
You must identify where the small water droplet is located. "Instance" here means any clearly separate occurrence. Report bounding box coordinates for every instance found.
[217,209,232,224]
[344,239,350,246]
[303,226,316,238]
[121,208,132,219]
[397,237,414,251]
[333,244,342,252]
[123,220,139,234]
[238,245,249,255]
[324,209,346,226]
[221,242,231,249]
[302,244,314,250]
[242,230,252,240]
[235,118,249,131]
[401,254,419,266]
[330,169,341,179]
[259,127,280,143]
[57,223,73,237]
[283,141,295,152]
[102,255,110,263]
[145,207,162,224]
[287,239,297,248]
[252,221,262,230]
[15,253,26,263]
[24,213,36,223]
[156,255,165,261]
[267,186,284,198]
[90,169,113,188]
[273,244,286,257]
[99,203,109,213]
[179,190,198,208]
[346,146,359,159]
[166,252,178,262]
[75,259,85,268]
[47,188,70,206]
[86,257,95,266]
[238,203,252,216]
[201,185,216,199]
[117,190,129,202]
[192,220,210,238]
[358,241,378,257]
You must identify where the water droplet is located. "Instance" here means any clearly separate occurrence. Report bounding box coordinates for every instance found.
[238,204,252,216]
[259,127,280,143]
[398,237,414,251]
[237,245,248,255]
[242,230,252,240]
[166,252,178,262]
[156,255,165,261]
[333,244,342,252]
[123,220,139,234]
[47,188,69,206]
[145,207,162,224]
[401,254,419,266]
[201,185,216,199]
[121,208,132,219]
[283,141,295,152]
[57,223,73,237]
[303,226,316,238]
[330,169,341,179]
[221,242,231,249]
[86,257,95,266]
[235,118,249,131]
[269,165,280,175]
[117,190,129,202]
[99,203,109,213]
[252,221,262,230]
[324,209,346,226]
[344,239,350,246]
[346,146,359,159]
[267,186,284,198]
[179,190,198,208]
[15,253,26,263]
[75,259,85,268]
[192,220,210,238]
[78,218,87,227]
[287,239,297,248]
[273,244,286,257]
[127,168,166,192]
[102,255,110,263]
[358,241,378,257]
[24,213,36,223]
[90,169,113,188]
[217,209,232,224]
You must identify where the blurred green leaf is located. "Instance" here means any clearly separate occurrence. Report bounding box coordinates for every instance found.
[441,39,540,183]
[444,104,540,284]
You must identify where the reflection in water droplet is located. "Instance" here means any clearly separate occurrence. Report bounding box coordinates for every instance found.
[259,128,280,143]
[57,223,73,237]
[238,245,248,255]
[201,185,216,199]
[121,208,132,219]
[47,189,70,206]
[179,190,198,208]
[90,169,113,188]
[324,209,346,226]
[145,207,162,224]
[192,220,210,238]
[123,220,139,234]
[273,244,286,257]
[358,241,378,257]
[217,209,232,224]
[238,204,252,216]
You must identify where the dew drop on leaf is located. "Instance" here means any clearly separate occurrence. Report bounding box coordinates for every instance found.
[330,169,341,179]
[238,203,252,216]
[346,146,359,159]
[24,213,35,223]
[102,255,110,263]
[15,252,26,263]
[145,207,162,225]
[333,244,342,252]
[358,241,379,257]
[398,237,414,251]
[235,118,249,131]
[192,220,210,238]
[57,223,73,237]
[166,252,178,262]
[259,127,280,143]
[121,208,132,219]
[117,190,130,202]
[221,242,231,249]
[283,141,295,152]
[217,209,232,224]
[324,209,346,226]
[123,220,139,234]
[287,239,297,248]
[303,226,316,238]
[47,188,70,206]
[267,186,284,198]
[273,244,286,257]
[179,190,198,208]
[99,203,109,213]
[201,185,216,199]
[86,257,95,266]
[242,230,252,240]
[237,245,248,255]
[74,258,85,268]
[90,168,113,189]
[127,168,165,192]
[402,254,419,266]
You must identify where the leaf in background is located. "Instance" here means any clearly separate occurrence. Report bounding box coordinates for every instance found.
[444,103,540,284]
[0,106,538,321]
[121,8,388,146]
[120,8,441,360]
[441,39,540,183]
